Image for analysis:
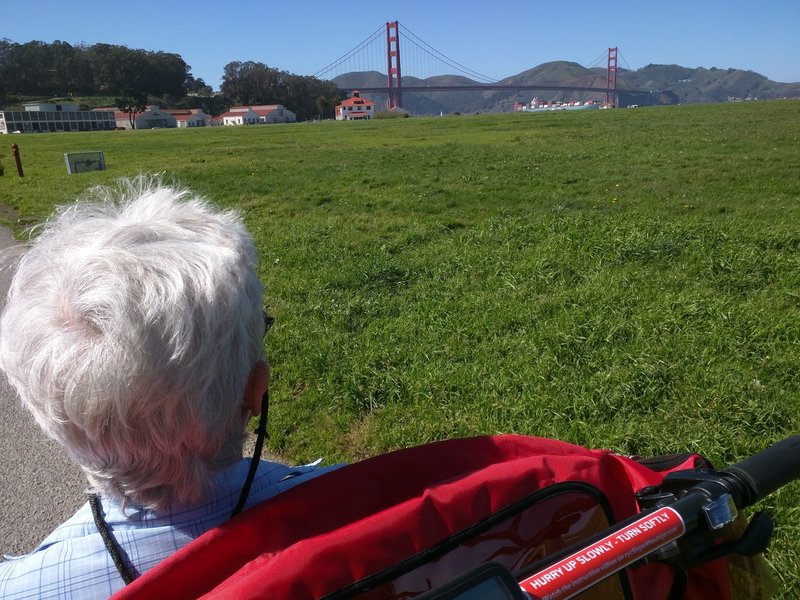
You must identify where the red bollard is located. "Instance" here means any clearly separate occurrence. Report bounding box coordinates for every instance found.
[11,143,24,177]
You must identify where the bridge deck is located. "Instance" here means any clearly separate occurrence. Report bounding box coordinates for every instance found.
[339,84,627,94]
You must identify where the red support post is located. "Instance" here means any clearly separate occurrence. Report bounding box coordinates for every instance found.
[386,21,402,110]
[11,143,24,177]
[606,47,618,108]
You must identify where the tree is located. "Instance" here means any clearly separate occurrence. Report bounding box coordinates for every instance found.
[115,91,147,128]
[145,51,188,97]
[13,41,53,95]
[221,61,283,105]
[0,39,16,98]
[221,60,344,120]
[315,95,330,119]
[186,75,213,96]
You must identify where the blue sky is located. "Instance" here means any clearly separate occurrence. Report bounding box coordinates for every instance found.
[6,0,800,88]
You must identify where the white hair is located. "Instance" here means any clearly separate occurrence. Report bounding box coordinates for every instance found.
[0,176,264,511]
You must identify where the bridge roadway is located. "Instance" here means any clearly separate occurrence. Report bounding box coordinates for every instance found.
[339,84,625,94]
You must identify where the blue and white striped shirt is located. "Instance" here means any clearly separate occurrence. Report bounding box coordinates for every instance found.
[0,458,338,599]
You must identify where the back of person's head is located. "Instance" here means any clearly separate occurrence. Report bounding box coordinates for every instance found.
[0,176,264,511]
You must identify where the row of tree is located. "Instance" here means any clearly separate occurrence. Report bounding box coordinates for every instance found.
[221,61,344,120]
[0,39,346,120]
[0,39,193,98]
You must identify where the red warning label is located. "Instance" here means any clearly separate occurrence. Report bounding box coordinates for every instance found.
[519,506,685,600]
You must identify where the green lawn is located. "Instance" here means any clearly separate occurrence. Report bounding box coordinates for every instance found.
[1,100,799,594]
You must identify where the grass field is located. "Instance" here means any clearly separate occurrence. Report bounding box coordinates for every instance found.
[1,100,799,594]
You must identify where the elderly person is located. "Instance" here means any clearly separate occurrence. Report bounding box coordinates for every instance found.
[0,177,335,598]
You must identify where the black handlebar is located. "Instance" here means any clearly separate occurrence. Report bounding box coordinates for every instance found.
[723,435,800,509]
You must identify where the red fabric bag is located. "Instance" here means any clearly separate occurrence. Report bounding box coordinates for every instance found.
[113,435,737,599]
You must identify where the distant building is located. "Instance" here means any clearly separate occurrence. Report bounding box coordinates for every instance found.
[93,106,139,129]
[133,106,177,129]
[0,102,115,134]
[170,109,213,128]
[94,106,212,129]
[335,91,375,121]
[220,107,260,126]
[219,105,297,126]
[255,105,296,124]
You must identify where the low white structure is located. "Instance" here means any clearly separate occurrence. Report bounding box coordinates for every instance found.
[219,105,296,126]
[221,107,260,126]
[94,106,212,129]
[133,106,177,129]
[254,105,296,124]
[174,109,212,128]
[0,102,115,134]
[335,91,375,121]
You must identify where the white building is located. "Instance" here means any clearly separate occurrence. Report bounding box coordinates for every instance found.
[133,106,177,129]
[0,102,115,134]
[221,107,260,126]
[219,105,297,126]
[335,91,375,121]
[173,109,212,128]
[93,106,212,129]
[252,105,296,124]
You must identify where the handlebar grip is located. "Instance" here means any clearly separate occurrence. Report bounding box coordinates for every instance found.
[724,435,800,508]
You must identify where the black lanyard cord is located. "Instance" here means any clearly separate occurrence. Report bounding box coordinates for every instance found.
[231,388,269,517]
[90,493,138,585]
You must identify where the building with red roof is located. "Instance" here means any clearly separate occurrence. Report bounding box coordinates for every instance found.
[335,91,375,121]
[168,108,212,128]
[219,104,296,126]
[92,105,178,129]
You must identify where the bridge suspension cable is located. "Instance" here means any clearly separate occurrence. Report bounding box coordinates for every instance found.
[585,50,609,70]
[617,49,634,72]
[398,23,499,84]
[314,21,501,84]
[314,24,385,79]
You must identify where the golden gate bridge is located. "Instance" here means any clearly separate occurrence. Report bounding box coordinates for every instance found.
[315,21,623,110]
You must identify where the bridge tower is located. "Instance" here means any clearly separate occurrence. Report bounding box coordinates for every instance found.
[386,21,402,109]
[606,47,618,108]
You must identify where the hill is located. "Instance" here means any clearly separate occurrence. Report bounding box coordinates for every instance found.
[620,63,800,104]
[333,61,800,114]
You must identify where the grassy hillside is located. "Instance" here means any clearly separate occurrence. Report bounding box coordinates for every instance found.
[621,64,800,104]
[508,60,599,85]
[1,101,799,594]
